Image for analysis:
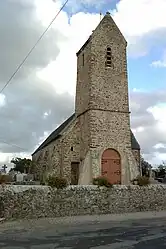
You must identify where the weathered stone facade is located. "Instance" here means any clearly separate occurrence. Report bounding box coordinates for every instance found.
[132,149,141,173]
[32,12,141,184]
[32,117,80,183]
[1,185,166,221]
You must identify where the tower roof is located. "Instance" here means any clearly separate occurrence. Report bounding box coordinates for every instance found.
[76,11,126,56]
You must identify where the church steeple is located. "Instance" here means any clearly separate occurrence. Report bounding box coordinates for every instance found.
[93,11,126,45]
[75,11,128,116]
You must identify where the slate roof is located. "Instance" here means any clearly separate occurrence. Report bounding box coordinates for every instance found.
[76,35,92,56]
[131,130,140,150]
[32,114,75,155]
[32,113,140,155]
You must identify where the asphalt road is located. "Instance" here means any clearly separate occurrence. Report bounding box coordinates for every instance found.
[0,212,166,248]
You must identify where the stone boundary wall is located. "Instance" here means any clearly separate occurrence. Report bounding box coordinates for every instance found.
[0,184,166,220]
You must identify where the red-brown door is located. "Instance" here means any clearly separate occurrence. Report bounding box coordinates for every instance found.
[101,149,121,184]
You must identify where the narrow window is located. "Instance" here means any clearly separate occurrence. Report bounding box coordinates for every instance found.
[71,162,79,185]
[82,53,84,66]
[106,47,112,68]
[71,146,73,151]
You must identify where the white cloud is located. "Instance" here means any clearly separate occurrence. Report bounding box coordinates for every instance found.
[151,51,166,68]
[0,153,10,163]
[154,144,166,149]
[112,0,166,57]
[113,0,166,37]
[151,60,166,68]
[148,105,166,134]
[130,90,166,164]
[0,94,6,107]
[38,11,101,95]
[153,152,166,163]
[0,0,74,157]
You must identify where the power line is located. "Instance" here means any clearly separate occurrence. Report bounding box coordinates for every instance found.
[0,0,69,152]
[0,138,28,151]
[0,0,69,94]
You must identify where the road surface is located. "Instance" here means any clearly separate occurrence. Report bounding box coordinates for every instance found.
[0,212,166,248]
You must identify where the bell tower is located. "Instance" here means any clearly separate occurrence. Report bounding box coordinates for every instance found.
[76,12,139,184]
[75,12,129,116]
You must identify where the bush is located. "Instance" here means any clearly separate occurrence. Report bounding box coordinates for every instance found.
[46,174,68,189]
[40,180,45,185]
[0,174,12,184]
[93,176,113,188]
[131,176,150,186]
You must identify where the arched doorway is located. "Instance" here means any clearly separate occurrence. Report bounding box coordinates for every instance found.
[101,149,121,184]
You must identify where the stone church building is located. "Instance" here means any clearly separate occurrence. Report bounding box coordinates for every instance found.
[32,12,141,185]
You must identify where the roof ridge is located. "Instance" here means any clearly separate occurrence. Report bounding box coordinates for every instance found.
[32,113,75,155]
[32,114,140,155]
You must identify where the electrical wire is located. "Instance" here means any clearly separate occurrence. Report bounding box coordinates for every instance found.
[0,0,69,94]
[0,0,69,153]
[0,138,28,151]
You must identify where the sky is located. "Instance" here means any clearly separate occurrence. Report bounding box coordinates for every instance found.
[0,0,166,169]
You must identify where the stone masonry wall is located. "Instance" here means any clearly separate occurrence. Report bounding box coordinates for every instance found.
[89,14,128,113]
[1,185,166,221]
[60,118,80,182]
[32,139,62,181]
[132,149,141,174]
[33,118,81,184]
[132,149,141,165]
[75,37,92,116]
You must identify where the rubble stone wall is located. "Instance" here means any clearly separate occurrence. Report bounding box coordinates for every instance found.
[0,185,166,220]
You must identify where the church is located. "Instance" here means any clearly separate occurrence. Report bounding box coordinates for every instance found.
[32,12,141,185]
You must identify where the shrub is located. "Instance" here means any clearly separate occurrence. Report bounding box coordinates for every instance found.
[0,174,12,184]
[46,174,68,189]
[93,176,113,188]
[40,179,45,185]
[131,176,150,186]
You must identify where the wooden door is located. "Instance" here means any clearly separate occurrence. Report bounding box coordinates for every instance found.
[101,149,121,184]
[71,162,79,185]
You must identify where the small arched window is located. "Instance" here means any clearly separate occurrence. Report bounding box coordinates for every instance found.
[106,47,112,67]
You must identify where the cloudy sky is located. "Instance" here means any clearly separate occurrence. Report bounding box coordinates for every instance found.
[0,0,166,169]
